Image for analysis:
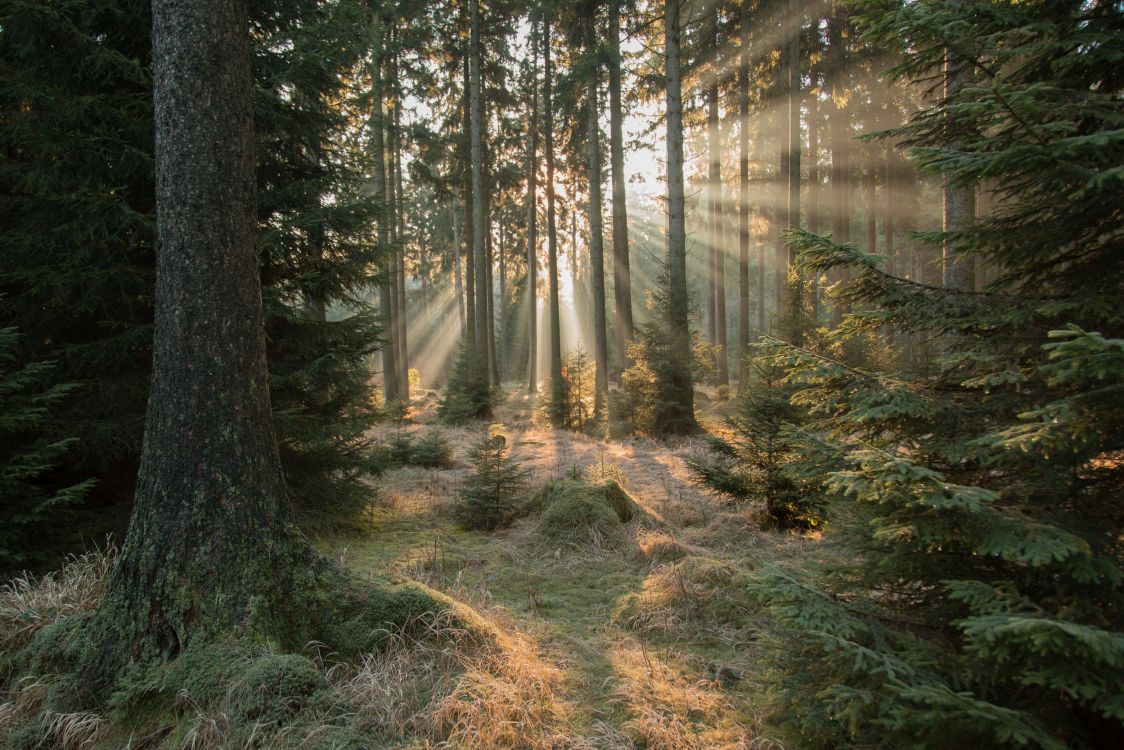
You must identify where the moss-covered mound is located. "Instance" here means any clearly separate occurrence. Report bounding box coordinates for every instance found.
[613,556,755,636]
[532,478,658,547]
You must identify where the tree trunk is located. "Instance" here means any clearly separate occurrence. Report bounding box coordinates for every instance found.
[585,17,608,419]
[654,0,696,435]
[390,35,409,395]
[738,2,751,385]
[828,5,850,327]
[452,201,465,337]
[498,218,507,381]
[462,55,476,355]
[372,14,400,403]
[469,0,489,377]
[706,11,727,387]
[543,19,565,425]
[83,0,308,685]
[526,14,539,394]
[785,0,802,338]
[608,0,633,374]
[943,33,975,291]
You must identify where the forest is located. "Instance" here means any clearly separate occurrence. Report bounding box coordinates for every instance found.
[1,0,1122,747]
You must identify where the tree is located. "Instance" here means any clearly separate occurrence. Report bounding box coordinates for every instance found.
[371,11,401,405]
[650,0,696,436]
[543,14,568,426]
[584,12,609,420]
[82,0,309,683]
[526,10,540,394]
[737,0,752,385]
[706,6,728,387]
[608,0,633,372]
[751,1,1124,745]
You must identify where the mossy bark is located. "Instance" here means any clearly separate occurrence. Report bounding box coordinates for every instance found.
[78,0,315,696]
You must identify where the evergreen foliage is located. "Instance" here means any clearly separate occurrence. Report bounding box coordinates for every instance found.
[439,345,496,424]
[613,270,708,437]
[0,328,94,571]
[748,1,1124,746]
[688,352,821,529]
[452,432,530,532]
[0,0,386,561]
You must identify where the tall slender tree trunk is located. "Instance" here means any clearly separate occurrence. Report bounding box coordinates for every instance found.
[785,0,802,338]
[828,5,850,328]
[452,201,465,337]
[372,14,400,404]
[391,35,409,395]
[485,188,499,385]
[585,17,608,419]
[608,0,632,374]
[543,19,565,425]
[654,0,696,435]
[498,218,507,381]
[738,3,751,385]
[526,14,539,394]
[865,162,877,255]
[469,0,489,378]
[808,80,821,321]
[706,12,727,386]
[943,31,975,291]
[462,54,477,355]
[82,0,308,687]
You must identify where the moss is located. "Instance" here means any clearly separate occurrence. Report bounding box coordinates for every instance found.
[229,652,330,722]
[537,480,623,546]
[18,612,92,679]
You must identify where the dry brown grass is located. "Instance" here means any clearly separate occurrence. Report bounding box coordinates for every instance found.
[0,544,114,659]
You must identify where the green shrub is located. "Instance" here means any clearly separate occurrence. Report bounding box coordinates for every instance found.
[452,432,529,531]
[373,430,454,471]
[687,354,822,530]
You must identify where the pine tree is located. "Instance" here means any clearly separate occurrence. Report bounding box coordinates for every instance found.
[750,1,1124,746]
[0,328,93,570]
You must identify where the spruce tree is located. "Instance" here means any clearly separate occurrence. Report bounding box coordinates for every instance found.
[0,328,94,570]
[750,1,1124,746]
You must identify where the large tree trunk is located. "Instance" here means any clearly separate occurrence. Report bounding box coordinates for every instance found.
[608,0,632,374]
[82,0,307,684]
[653,0,696,435]
[526,14,539,394]
[372,14,400,403]
[585,17,608,419]
[738,2,751,385]
[543,19,565,425]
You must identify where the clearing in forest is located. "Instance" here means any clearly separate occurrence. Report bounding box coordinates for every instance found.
[313,387,811,749]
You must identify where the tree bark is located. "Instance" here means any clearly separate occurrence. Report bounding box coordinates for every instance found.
[943,31,975,291]
[653,0,696,435]
[785,0,802,337]
[608,0,633,374]
[526,13,539,394]
[372,13,400,403]
[543,18,565,425]
[828,4,850,328]
[390,33,409,395]
[83,0,308,684]
[706,10,727,386]
[452,200,465,337]
[469,0,489,379]
[738,2,751,385]
[585,16,608,419]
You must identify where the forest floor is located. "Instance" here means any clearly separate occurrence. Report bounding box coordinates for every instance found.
[311,386,815,749]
